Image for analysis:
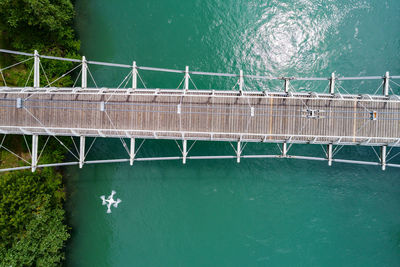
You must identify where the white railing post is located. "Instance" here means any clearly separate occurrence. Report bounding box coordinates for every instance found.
[182,139,187,164]
[329,73,335,94]
[130,137,135,165]
[327,144,333,166]
[82,56,87,89]
[284,79,289,93]
[383,71,389,96]
[31,135,38,172]
[282,142,287,157]
[239,70,244,93]
[33,50,40,88]
[381,145,387,171]
[79,136,85,168]
[184,66,189,91]
[132,61,137,91]
[237,141,241,163]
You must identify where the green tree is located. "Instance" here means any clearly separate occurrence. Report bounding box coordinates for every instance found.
[0,1,79,264]
[0,196,69,267]
[0,0,81,87]
[0,169,65,247]
[0,0,80,55]
[0,169,68,265]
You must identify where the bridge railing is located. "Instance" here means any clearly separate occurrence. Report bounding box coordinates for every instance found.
[0,136,399,173]
[1,48,400,95]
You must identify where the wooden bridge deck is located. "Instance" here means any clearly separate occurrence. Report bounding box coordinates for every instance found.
[0,88,399,146]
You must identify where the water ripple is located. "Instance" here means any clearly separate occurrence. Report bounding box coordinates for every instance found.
[237,0,371,76]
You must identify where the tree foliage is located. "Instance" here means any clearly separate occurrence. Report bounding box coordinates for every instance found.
[0,136,73,265]
[0,0,81,87]
[0,168,68,266]
[0,196,69,266]
[0,0,80,56]
[0,0,79,264]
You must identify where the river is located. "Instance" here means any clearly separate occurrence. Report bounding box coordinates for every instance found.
[65,1,400,266]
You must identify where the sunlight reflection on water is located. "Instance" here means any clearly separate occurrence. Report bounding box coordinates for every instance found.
[240,1,371,76]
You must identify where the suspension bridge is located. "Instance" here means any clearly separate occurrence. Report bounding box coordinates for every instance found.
[0,49,399,172]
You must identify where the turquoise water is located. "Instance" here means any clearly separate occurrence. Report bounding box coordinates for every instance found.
[66,1,400,266]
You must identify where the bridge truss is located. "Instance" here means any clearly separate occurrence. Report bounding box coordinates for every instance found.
[0,49,399,172]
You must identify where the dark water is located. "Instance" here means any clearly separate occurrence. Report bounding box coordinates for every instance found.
[66,1,400,266]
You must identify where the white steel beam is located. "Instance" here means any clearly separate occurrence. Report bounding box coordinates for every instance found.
[5,152,400,173]
[82,56,87,89]
[284,79,289,93]
[237,141,241,163]
[327,144,333,166]
[330,73,335,94]
[31,135,38,172]
[2,87,399,103]
[0,125,399,145]
[132,61,137,90]
[130,137,135,165]
[79,136,85,168]
[383,71,389,96]
[182,139,187,164]
[381,66,388,172]
[184,66,189,91]
[33,50,40,88]
[282,142,287,157]
[2,49,399,82]
[381,145,387,171]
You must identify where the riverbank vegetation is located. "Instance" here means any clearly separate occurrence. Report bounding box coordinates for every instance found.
[0,136,73,265]
[0,0,81,87]
[0,0,81,265]
[0,163,69,265]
